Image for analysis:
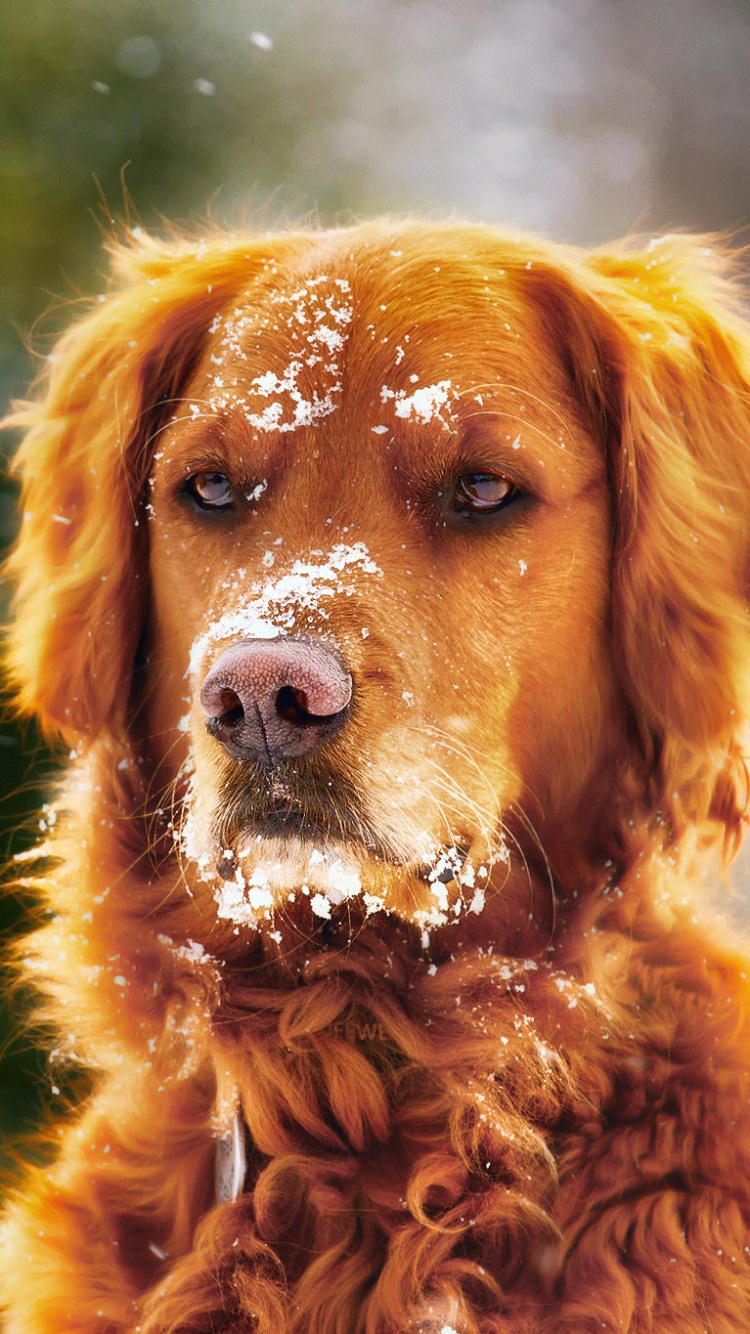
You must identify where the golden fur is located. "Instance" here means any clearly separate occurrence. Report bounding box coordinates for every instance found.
[3,220,750,1333]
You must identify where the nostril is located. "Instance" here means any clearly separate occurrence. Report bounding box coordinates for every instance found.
[275,685,310,726]
[213,687,245,726]
[275,684,346,727]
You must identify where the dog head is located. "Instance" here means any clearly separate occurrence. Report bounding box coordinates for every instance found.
[7,222,750,942]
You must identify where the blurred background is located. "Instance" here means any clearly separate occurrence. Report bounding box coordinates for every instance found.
[2,0,750,1157]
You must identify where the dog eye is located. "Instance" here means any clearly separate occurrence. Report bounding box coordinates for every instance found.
[454,472,517,514]
[185,472,235,511]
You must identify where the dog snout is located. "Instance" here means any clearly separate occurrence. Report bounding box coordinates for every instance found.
[200,638,353,766]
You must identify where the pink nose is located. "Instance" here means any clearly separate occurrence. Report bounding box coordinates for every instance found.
[200,638,353,766]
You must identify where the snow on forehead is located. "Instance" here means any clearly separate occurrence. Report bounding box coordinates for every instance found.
[198,274,353,435]
[214,273,353,357]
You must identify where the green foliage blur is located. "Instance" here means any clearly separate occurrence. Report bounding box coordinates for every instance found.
[0,0,363,412]
[0,0,361,1157]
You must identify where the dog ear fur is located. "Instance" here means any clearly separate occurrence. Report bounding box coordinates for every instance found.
[524,236,750,838]
[4,232,306,742]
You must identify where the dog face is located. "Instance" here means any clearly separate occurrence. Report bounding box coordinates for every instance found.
[7,222,750,946]
[142,236,617,937]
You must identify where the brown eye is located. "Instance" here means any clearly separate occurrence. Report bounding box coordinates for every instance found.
[454,471,516,513]
[185,472,234,511]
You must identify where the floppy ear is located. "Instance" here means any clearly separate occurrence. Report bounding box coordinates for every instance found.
[4,230,306,742]
[523,236,750,835]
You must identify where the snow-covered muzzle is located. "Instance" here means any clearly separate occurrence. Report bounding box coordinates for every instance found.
[176,542,509,949]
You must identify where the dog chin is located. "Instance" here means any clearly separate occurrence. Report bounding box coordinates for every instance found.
[182,815,498,939]
[220,834,377,919]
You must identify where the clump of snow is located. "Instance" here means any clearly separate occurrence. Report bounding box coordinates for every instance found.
[411,835,511,947]
[158,935,214,966]
[320,856,362,904]
[394,380,454,423]
[199,276,353,435]
[188,542,382,676]
[208,843,364,928]
[213,866,259,928]
[245,479,268,503]
[469,888,485,914]
[241,359,340,432]
[378,378,457,430]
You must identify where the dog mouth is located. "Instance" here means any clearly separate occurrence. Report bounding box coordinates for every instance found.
[214,770,405,865]
[191,762,502,943]
[210,769,476,886]
[215,803,472,883]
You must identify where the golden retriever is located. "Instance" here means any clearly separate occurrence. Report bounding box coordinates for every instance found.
[3,220,750,1334]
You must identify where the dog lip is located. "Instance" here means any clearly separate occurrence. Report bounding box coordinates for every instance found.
[217,780,476,874]
[227,806,411,868]
[228,810,471,880]
[259,805,309,835]
[237,804,366,850]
